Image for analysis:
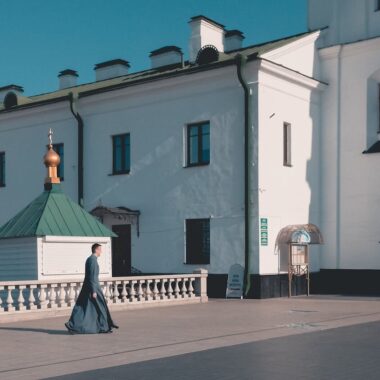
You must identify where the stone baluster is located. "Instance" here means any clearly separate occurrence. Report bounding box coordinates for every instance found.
[137,280,143,302]
[188,277,195,298]
[120,281,127,303]
[38,284,48,309]
[28,285,38,310]
[145,280,152,301]
[48,284,58,309]
[173,279,180,299]
[6,286,15,312]
[159,279,166,300]
[167,279,173,299]
[104,281,110,303]
[180,278,187,298]
[58,283,67,308]
[16,285,26,311]
[113,282,121,304]
[128,280,136,303]
[67,283,76,307]
[152,280,159,300]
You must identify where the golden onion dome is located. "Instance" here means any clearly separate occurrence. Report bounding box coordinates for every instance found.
[43,145,60,168]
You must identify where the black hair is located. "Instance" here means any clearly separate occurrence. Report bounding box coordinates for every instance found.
[91,243,102,253]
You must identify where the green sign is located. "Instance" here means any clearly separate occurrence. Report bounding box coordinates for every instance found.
[260,218,268,246]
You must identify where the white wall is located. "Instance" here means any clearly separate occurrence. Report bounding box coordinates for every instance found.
[308,0,380,48]
[257,70,322,275]
[0,238,37,280]
[319,37,380,270]
[81,67,245,274]
[37,236,112,280]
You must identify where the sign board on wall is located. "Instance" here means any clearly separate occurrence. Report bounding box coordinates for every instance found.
[260,218,268,246]
[226,264,244,299]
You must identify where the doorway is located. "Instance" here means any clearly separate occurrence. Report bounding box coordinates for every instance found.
[112,224,131,276]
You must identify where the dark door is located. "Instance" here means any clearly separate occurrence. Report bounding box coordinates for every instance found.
[112,224,131,276]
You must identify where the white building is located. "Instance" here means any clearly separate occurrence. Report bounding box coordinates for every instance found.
[0,2,379,297]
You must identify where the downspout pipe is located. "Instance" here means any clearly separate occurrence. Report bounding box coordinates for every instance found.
[236,53,251,297]
[69,92,84,207]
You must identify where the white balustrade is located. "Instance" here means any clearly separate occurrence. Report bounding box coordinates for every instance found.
[0,270,208,314]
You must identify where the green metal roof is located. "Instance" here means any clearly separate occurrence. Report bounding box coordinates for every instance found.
[0,184,116,239]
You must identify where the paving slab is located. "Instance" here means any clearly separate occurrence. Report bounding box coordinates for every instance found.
[0,296,379,379]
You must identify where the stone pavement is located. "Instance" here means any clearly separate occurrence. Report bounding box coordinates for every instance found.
[0,296,380,379]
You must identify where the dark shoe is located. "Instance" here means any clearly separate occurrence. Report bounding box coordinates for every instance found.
[112,324,119,329]
[65,322,75,335]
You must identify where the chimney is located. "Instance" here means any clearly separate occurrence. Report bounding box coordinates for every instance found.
[224,30,245,52]
[0,84,24,105]
[58,69,78,89]
[149,46,183,69]
[94,59,130,81]
[188,15,225,63]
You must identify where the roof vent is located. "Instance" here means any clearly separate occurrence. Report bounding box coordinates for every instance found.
[149,46,183,69]
[94,59,130,81]
[4,92,18,108]
[58,69,78,89]
[196,45,219,65]
[188,15,225,63]
[224,30,245,51]
[0,85,24,106]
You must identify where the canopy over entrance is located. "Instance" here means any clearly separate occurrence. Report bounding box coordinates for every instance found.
[276,223,323,246]
[90,206,140,236]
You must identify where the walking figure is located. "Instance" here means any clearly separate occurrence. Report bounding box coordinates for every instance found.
[65,243,119,334]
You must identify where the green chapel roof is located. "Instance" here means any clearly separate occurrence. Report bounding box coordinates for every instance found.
[0,184,116,239]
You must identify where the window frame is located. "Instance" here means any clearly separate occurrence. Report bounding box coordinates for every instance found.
[185,218,211,265]
[283,122,292,167]
[0,152,5,187]
[186,121,210,167]
[112,133,131,175]
[52,143,64,181]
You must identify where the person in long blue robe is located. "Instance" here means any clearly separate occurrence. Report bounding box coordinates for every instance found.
[65,244,118,334]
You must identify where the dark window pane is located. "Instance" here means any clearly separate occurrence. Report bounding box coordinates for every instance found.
[189,134,199,164]
[186,219,210,265]
[0,153,5,187]
[113,133,130,174]
[201,124,210,163]
[124,135,130,171]
[283,123,291,166]
[53,143,64,181]
[187,122,210,166]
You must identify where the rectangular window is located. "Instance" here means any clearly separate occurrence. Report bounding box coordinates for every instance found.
[187,121,210,166]
[112,133,130,174]
[53,143,64,181]
[283,122,292,167]
[185,218,210,264]
[0,152,5,187]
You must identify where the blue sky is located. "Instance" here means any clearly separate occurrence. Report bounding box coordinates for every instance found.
[0,0,307,96]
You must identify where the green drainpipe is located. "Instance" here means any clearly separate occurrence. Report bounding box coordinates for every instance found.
[236,53,252,297]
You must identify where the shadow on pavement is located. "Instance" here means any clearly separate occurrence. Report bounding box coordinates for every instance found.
[0,326,69,335]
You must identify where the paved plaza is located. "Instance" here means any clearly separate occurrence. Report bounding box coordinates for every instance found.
[1,296,380,379]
